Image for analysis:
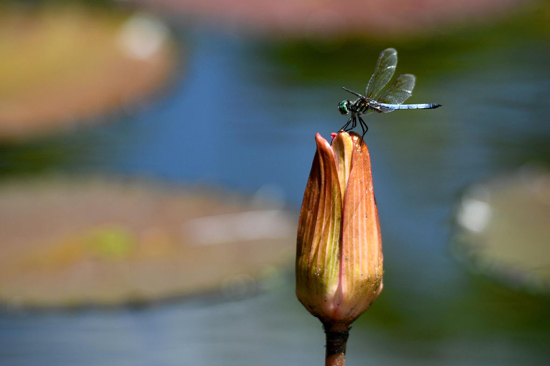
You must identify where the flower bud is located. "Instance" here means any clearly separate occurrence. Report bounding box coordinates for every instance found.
[296,131,383,326]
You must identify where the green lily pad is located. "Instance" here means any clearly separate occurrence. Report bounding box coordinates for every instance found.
[0,5,178,141]
[452,167,550,294]
[0,178,296,308]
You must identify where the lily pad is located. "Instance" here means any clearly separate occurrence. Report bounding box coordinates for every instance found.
[0,178,296,308]
[132,0,531,36]
[0,5,177,141]
[452,167,550,294]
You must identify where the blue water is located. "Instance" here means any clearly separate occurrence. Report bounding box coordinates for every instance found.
[1,22,549,366]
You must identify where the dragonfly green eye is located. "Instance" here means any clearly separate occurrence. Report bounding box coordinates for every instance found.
[338,100,350,115]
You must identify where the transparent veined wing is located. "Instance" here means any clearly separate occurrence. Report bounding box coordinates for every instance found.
[379,74,416,105]
[365,48,397,99]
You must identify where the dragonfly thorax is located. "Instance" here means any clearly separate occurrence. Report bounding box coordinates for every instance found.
[338,100,351,115]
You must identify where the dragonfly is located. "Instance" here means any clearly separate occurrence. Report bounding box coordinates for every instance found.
[338,48,441,136]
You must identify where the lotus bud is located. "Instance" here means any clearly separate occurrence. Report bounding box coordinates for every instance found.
[296,131,383,329]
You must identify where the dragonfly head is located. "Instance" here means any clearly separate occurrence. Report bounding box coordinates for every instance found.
[338,100,351,115]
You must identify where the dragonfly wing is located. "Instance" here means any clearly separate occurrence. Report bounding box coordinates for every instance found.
[379,74,416,105]
[365,48,397,98]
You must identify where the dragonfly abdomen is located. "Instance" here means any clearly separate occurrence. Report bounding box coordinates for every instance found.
[379,102,441,110]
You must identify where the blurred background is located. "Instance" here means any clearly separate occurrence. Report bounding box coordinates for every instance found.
[0,0,549,365]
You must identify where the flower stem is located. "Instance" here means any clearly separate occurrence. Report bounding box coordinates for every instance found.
[324,323,350,366]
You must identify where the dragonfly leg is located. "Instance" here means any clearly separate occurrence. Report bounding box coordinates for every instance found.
[358,115,369,139]
[339,116,353,132]
[350,115,357,130]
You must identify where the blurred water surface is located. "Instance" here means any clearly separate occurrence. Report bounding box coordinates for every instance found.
[1,5,550,366]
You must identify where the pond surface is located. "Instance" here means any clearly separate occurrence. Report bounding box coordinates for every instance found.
[1,12,550,366]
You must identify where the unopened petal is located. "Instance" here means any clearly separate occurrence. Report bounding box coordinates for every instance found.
[331,132,354,201]
[296,134,343,319]
[335,133,383,322]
